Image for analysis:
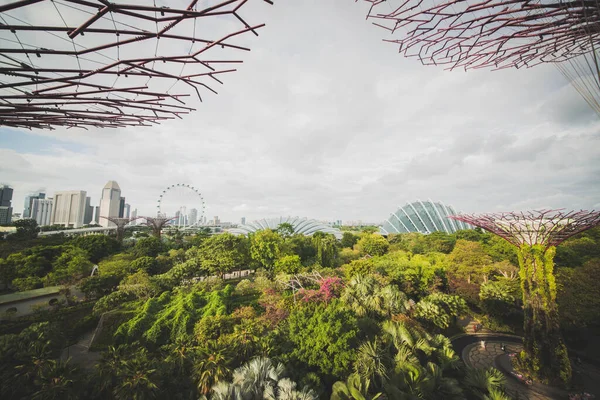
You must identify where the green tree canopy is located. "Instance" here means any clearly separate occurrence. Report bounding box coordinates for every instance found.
[312,232,338,268]
[199,233,249,277]
[10,218,40,240]
[72,235,120,263]
[287,300,358,376]
[249,230,283,273]
[46,246,93,285]
[133,236,165,258]
[274,254,302,275]
[341,232,359,249]
[356,234,389,257]
[447,239,493,284]
[276,222,295,238]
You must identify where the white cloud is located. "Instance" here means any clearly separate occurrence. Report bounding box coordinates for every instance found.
[1,0,599,223]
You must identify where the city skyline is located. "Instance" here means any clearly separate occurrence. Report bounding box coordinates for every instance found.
[0,0,599,222]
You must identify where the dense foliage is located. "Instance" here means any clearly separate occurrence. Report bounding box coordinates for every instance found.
[0,224,598,398]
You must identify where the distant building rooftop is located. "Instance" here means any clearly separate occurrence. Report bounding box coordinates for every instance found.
[0,286,63,306]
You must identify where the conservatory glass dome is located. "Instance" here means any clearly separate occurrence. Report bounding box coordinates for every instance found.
[380,200,471,235]
[229,217,342,239]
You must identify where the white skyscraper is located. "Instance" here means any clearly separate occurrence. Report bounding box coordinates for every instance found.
[32,198,53,226]
[189,208,198,226]
[99,181,121,227]
[124,203,131,219]
[50,191,87,228]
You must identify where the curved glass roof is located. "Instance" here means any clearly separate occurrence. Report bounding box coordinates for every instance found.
[380,200,471,235]
[229,216,342,239]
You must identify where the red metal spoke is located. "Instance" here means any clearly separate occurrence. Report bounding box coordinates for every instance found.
[362,0,600,70]
[449,209,600,248]
[0,0,273,129]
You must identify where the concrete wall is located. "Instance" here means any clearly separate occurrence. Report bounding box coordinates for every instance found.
[0,293,67,321]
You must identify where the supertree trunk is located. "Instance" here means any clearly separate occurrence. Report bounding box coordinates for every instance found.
[517,245,571,385]
[449,209,600,386]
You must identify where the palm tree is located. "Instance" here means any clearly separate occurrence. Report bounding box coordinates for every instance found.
[31,359,78,400]
[206,357,316,400]
[382,320,434,360]
[232,357,285,399]
[96,346,127,394]
[110,348,159,400]
[211,381,243,400]
[463,367,508,400]
[194,341,232,396]
[377,321,466,400]
[331,373,381,400]
[163,342,194,377]
[353,340,391,390]
[378,285,408,318]
[265,378,318,400]
[341,275,408,318]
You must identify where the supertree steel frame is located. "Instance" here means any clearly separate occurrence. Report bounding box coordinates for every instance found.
[100,216,139,242]
[0,0,273,130]
[362,0,600,114]
[450,209,600,385]
[362,0,600,70]
[142,216,176,238]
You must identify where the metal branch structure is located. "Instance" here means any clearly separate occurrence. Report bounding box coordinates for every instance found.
[362,0,600,115]
[99,216,139,242]
[363,0,600,70]
[0,0,273,130]
[449,209,600,249]
[449,209,600,385]
[142,216,176,238]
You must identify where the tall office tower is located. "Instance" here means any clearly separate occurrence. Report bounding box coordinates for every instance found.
[189,208,198,225]
[130,209,137,225]
[99,181,121,227]
[118,197,126,218]
[214,216,220,225]
[50,191,87,228]
[83,197,94,225]
[23,192,45,218]
[124,203,131,219]
[241,217,246,225]
[32,198,53,226]
[93,206,100,224]
[0,185,14,225]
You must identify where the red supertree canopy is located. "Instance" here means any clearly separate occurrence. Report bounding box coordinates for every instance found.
[362,0,600,71]
[449,209,600,248]
[0,0,273,130]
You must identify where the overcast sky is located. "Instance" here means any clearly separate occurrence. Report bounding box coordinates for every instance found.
[1,0,599,224]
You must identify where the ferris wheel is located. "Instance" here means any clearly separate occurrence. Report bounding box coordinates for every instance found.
[156,184,206,228]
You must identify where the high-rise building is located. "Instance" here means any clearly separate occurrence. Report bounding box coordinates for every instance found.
[84,197,93,225]
[93,206,100,224]
[241,217,246,225]
[131,208,137,225]
[23,192,45,218]
[32,198,53,226]
[189,208,198,226]
[99,181,121,227]
[0,185,14,225]
[124,203,131,219]
[0,207,11,225]
[118,197,126,218]
[214,216,220,225]
[50,191,87,228]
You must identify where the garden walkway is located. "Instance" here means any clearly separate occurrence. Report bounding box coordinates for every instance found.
[453,332,599,399]
[60,329,101,369]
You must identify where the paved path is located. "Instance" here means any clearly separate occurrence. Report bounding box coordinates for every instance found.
[60,330,101,369]
[452,333,600,400]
